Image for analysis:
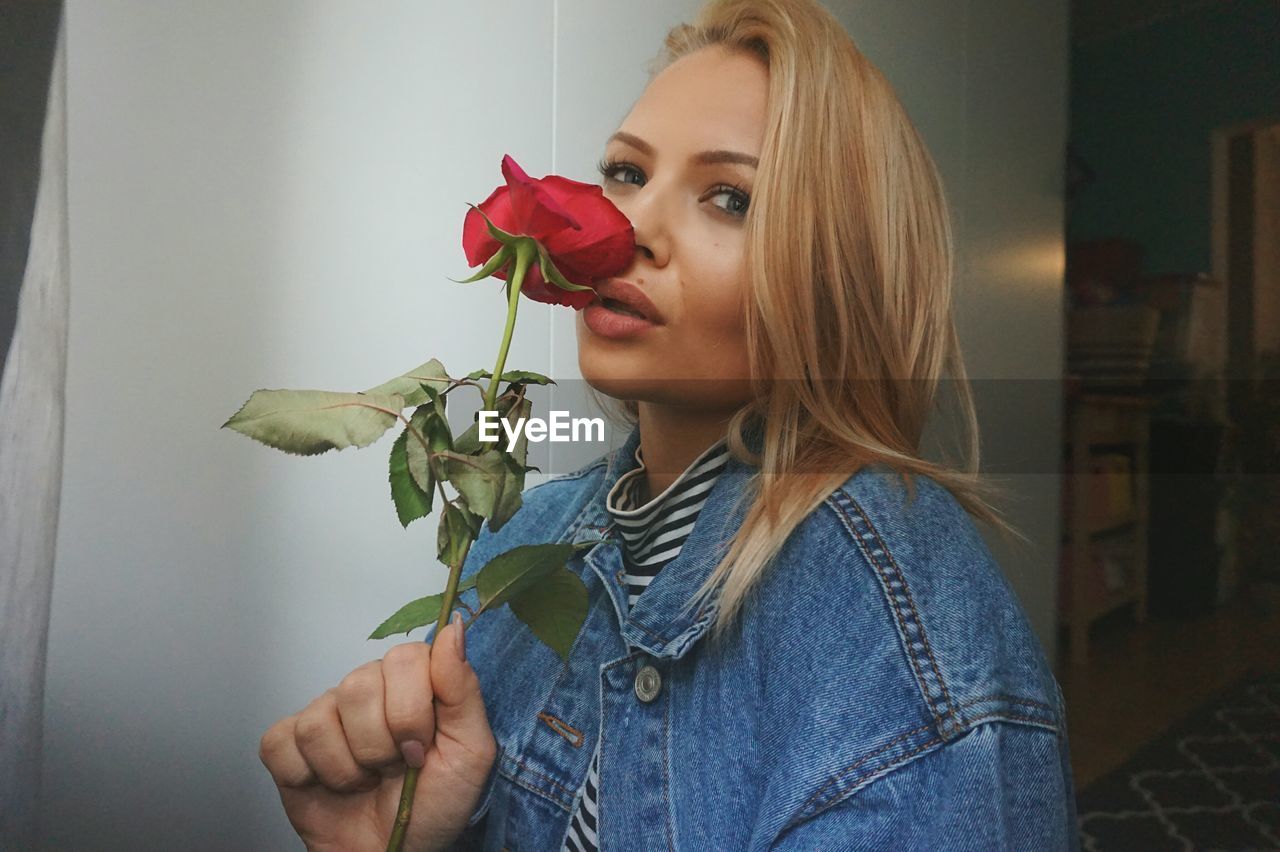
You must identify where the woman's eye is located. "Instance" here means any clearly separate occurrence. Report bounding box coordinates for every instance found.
[709,186,751,219]
[596,158,643,186]
[596,157,750,220]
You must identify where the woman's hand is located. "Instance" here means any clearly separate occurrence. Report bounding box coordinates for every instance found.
[259,615,497,852]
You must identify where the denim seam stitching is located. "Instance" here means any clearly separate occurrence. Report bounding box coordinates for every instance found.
[829,490,1060,731]
[499,756,575,812]
[953,693,1055,712]
[841,492,959,724]
[508,597,621,822]
[783,722,937,831]
[601,649,649,673]
[951,692,1057,726]
[662,664,675,852]
[962,709,1062,733]
[560,469,610,542]
[627,602,710,646]
[824,494,941,728]
[523,457,608,495]
[825,491,956,732]
[785,715,1064,835]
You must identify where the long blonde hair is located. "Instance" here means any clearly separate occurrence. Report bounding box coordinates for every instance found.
[589,0,1026,646]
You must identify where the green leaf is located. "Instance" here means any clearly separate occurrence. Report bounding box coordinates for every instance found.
[453,388,529,454]
[464,368,555,386]
[456,495,485,539]
[508,568,589,663]
[367,593,444,640]
[364,359,451,408]
[445,393,534,531]
[453,400,511,455]
[403,402,453,493]
[501,397,533,475]
[427,382,449,423]
[367,543,493,640]
[437,501,476,568]
[389,427,432,527]
[439,449,508,519]
[403,408,433,493]
[447,243,511,284]
[431,411,452,451]
[489,473,524,532]
[470,204,520,245]
[438,447,526,534]
[222,389,404,455]
[474,542,594,614]
[453,422,481,456]
[487,397,533,530]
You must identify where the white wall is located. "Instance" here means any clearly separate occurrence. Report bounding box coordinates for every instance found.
[44,1,1067,848]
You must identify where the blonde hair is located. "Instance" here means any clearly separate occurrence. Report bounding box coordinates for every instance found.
[588,0,1026,646]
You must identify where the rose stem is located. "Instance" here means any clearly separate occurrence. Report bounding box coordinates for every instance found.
[386,529,475,852]
[482,240,535,414]
[387,240,535,851]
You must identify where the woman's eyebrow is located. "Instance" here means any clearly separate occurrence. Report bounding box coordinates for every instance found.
[607,131,758,169]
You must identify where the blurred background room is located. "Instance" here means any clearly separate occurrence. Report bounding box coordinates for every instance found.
[1061,2,1279,848]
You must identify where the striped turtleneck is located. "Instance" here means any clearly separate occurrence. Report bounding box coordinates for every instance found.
[561,435,732,852]
[606,435,732,608]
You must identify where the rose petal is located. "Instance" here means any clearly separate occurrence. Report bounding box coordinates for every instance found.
[501,155,582,237]
[459,156,636,310]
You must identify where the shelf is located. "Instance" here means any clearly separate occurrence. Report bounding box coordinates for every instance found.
[1060,393,1151,668]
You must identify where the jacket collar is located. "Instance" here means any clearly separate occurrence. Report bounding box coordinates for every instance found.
[567,420,761,660]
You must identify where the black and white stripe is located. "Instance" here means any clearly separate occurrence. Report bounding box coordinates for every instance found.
[561,436,730,852]
[563,747,600,852]
[605,437,731,608]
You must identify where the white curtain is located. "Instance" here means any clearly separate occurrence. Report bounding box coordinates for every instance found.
[0,9,69,847]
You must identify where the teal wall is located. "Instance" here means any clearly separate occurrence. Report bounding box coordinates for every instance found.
[1068,0,1280,276]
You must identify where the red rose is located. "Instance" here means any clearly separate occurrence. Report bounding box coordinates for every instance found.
[461,155,634,309]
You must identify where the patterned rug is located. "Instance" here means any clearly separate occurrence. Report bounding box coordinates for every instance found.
[1076,668,1280,851]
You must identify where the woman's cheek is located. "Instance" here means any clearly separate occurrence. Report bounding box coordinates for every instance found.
[702,278,749,338]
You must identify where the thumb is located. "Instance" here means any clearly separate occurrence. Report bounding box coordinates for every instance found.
[429,612,492,749]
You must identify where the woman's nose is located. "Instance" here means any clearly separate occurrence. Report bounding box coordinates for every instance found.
[620,187,671,267]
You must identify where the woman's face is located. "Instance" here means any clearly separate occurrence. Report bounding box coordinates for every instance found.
[576,45,767,411]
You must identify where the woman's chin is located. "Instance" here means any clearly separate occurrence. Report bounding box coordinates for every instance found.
[579,372,666,403]
[577,335,664,399]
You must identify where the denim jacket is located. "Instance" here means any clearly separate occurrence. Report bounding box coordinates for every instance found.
[425,424,1080,850]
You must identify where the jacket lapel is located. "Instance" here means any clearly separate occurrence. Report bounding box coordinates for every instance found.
[569,421,760,660]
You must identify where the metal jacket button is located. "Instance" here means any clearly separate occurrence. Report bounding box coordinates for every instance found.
[634,663,662,702]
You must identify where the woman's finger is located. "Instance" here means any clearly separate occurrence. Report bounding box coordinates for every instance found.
[259,713,316,789]
[381,641,436,758]
[293,689,382,793]
[429,616,497,783]
[334,660,400,771]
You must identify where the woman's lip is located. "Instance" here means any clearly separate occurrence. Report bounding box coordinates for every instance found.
[582,302,660,339]
[594,278,664,323]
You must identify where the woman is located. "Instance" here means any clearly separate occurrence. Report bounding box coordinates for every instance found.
[259,0,1080,849]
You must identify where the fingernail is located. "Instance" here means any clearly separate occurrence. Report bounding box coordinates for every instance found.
[452,611,467,662]
[400,739,425,769]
